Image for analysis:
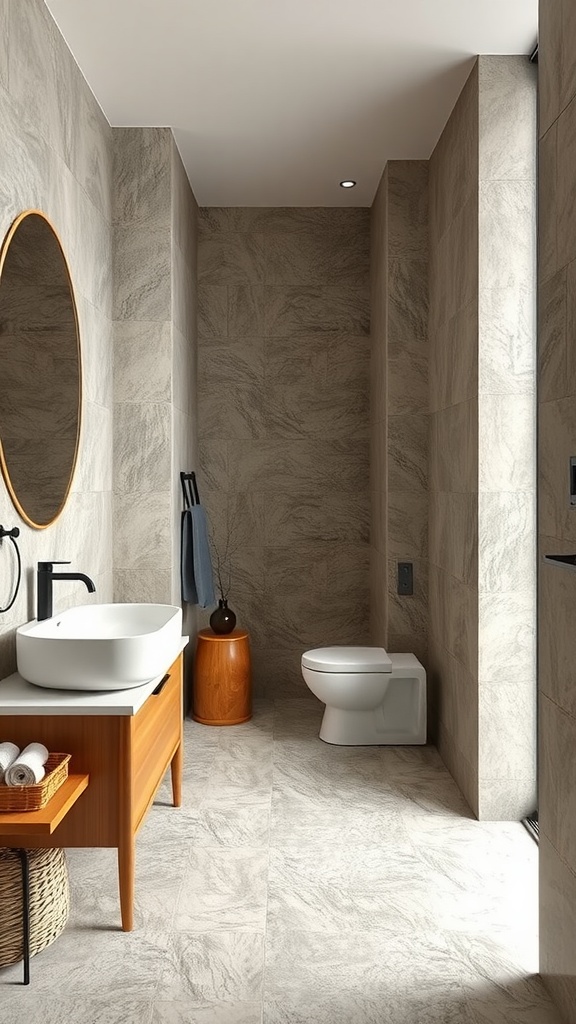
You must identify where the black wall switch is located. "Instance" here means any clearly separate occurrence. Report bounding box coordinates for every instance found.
[397,562,413,596]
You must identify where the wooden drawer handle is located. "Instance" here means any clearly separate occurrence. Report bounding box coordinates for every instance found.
[152,674,170,696]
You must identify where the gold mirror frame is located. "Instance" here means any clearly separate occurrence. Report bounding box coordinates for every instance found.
[0,210,82,529]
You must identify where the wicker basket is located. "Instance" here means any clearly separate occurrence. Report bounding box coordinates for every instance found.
[0,754,70,813]
[0,847,69,967]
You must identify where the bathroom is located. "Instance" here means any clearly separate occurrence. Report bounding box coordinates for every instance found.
[0,0,574,1021]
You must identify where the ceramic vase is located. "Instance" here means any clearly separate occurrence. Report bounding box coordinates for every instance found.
[209,598,237,635]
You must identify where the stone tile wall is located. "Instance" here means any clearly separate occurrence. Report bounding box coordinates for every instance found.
[113,128,174,605]
[370,162,429,667]
[113,131,199,630]
[477,56,537,820]
[538,0,576,1015]
[428,58,537,821]
[197,209,370,695]
[428,64,480,813]
[0,0,114,676]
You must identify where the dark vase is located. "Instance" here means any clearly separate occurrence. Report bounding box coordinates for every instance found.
[209,598,237,635]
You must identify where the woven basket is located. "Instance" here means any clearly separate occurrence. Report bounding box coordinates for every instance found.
[0,754,70,813]
[0,847,69,967]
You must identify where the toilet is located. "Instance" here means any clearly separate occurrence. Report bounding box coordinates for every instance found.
[301,646,426,745]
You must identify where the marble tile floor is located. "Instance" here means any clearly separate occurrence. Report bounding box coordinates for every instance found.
[0,697,561,1024]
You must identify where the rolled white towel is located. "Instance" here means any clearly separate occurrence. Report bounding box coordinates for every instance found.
[0,741,20,783]
[5,742,49,787]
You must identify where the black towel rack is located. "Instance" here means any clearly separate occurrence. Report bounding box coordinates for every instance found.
[180,471,201,509]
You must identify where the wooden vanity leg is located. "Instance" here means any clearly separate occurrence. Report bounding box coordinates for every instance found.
[171,742,183,807]
[118,835,135,932]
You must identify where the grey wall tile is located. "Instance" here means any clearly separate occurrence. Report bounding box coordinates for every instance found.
[0,0,115,666]
[113,127,171,226]
[387,160,429,257]
[114,402,171,493]
[198,285,228,338]
[114,320,172,404]
[557,97,576,270]
[264,230,369,288]
[387,413,428,492]
[539,125,559,286]
[198,209,370,692]
[113,221,171,321]
[539,834,576,1019]
[265,286,370,337]
[199,234,265,286]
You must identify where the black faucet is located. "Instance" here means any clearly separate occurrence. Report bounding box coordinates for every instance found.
[37,561,96,621]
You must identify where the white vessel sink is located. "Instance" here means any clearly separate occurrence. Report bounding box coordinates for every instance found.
[16,603,183,691]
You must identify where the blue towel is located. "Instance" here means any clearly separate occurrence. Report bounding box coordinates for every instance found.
[181,505,216,608]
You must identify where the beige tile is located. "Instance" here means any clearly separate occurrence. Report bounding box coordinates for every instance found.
[388,491,427,558]
[263,228,369,288]
[539,124,559,286]
[539,834,576,1022]
[538,396,576,543]
[387,412,428,492]
[538,0,563,135]
[198,285,228,338]
[264,285,370,337]
[263,488,369,547]
[565,259,576,394]
[198,233,265,286]
[386,632,428,668]
[429,490,477,586]
[198,338,266,441]
[387,160,429,257]
[429,62,478,244]
[114,320,172,403]
[387,258,428,346]
[557,96,576,270]
[447,577,478,676]
[435,651,478,768]
[387,556,428,641]
[540,694,576,879]
[228,285,265,337]
[227,438,368,496]
[368,484,386,552]
[387,339,428,415]
[431,400,478,495]
[113,401,171,493]
[539,558,576,718]
[539,267,568,403]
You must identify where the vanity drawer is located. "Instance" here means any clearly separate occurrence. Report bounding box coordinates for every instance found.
[131,660,182,831]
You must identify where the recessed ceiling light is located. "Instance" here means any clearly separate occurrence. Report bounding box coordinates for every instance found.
[339,180,356,188]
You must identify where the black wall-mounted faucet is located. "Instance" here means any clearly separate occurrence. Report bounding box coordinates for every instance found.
[37,561,96,621]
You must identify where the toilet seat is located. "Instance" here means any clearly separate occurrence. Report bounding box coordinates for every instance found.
[301,646,393,673]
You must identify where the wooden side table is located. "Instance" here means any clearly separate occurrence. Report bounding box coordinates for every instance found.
[193,628,252,725]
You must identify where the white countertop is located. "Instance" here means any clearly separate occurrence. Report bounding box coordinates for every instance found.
[0,638,188,716]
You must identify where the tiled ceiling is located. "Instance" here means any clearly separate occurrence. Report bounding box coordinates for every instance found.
[45,0,537,206]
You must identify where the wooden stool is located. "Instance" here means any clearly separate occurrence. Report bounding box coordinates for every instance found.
[193,628,252,725]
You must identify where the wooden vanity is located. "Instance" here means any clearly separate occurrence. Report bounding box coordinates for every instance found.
[0,647,185,931]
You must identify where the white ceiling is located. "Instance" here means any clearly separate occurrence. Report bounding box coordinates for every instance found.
[45,0,537,207]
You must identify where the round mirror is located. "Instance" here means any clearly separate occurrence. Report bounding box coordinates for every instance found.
[0,211,81,529]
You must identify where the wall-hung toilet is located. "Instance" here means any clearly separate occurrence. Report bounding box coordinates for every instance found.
[301,646,426,745]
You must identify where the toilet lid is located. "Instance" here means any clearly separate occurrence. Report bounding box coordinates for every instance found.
[301,646,393,673]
